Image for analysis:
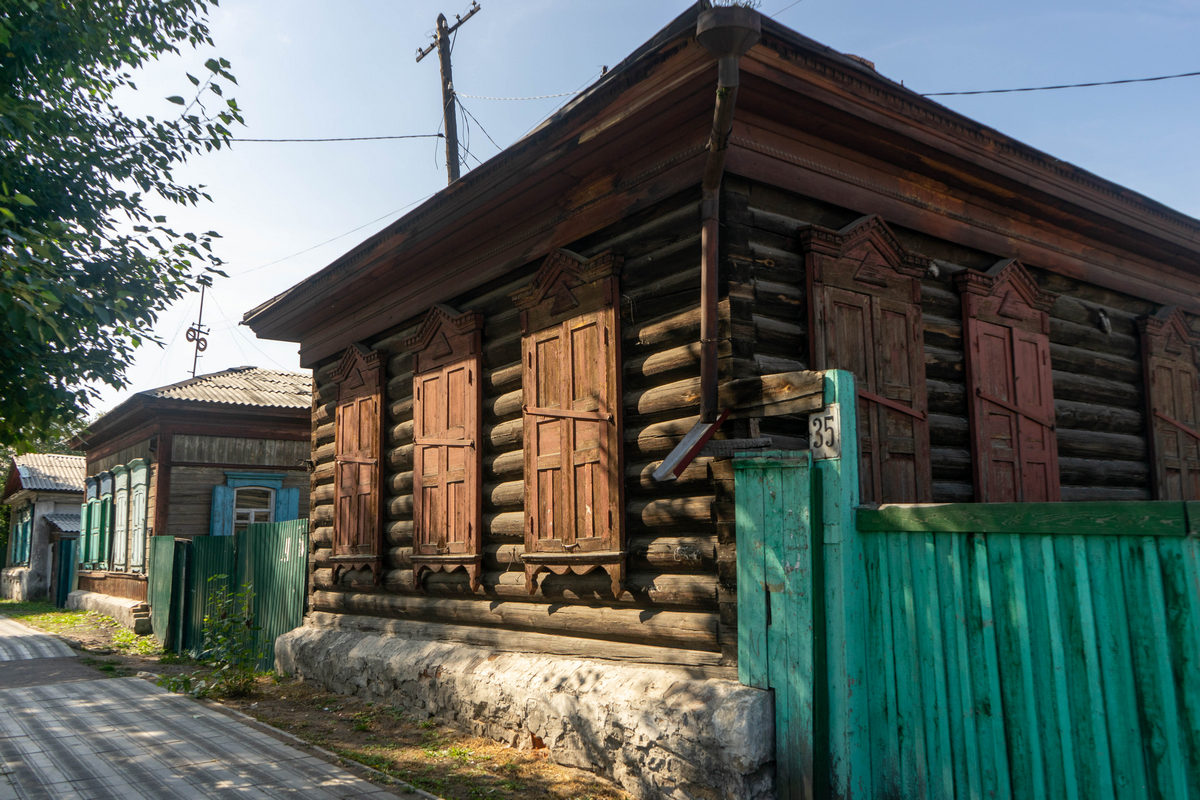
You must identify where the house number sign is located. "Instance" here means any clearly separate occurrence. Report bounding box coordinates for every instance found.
[809,403,842,460]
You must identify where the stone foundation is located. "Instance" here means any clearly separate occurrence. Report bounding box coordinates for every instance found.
[276,620,775,799]
[1,567,35,601]
[66,590,151,634]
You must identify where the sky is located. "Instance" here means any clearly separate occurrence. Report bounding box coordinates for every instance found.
[92,0,1200,414]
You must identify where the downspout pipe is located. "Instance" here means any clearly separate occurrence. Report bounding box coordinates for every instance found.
[696,7,761,423]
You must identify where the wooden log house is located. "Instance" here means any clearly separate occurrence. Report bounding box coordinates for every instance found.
[244,5,1200,795]
[1,453,84,603]
[69,367,312,629]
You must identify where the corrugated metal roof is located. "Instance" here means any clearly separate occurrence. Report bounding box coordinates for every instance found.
[11,453,85,494]
[43,511,82,533]
[142,366,310,409]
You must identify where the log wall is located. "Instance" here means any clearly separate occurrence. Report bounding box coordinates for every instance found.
[724,175,1167,503]
[167,465,309,539]
[309,191,728,660]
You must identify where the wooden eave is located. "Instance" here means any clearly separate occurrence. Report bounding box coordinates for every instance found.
[245,6,1200,364]
[77,396,310,466]
[728,20,1200,309]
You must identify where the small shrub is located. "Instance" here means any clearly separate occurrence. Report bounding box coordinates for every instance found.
[158,576,262,699]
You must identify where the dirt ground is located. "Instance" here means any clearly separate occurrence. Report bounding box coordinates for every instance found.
[1,601,630,800]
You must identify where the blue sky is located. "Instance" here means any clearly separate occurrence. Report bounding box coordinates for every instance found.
[94,0,1200,413]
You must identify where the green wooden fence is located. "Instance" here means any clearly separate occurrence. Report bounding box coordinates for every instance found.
[736,369,1200,799]
[148,518,308,670]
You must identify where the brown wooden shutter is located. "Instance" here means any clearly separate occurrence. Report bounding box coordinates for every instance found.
[804,216,931,504]
[332,343,383,581]
[407,306,484,590]
[1139,307,1200,500]
[957,260,1060,502]
[513,250,624,597]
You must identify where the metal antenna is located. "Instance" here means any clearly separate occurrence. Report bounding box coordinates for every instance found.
[416,1,482,185]
[185,280,211,378]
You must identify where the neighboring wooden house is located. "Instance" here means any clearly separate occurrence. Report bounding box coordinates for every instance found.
[70,366,312,631]
[1,453,84,603]
[243,5,1200,798]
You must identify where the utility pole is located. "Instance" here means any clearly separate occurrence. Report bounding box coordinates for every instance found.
[185,280,210,378]
[416,1,481,185]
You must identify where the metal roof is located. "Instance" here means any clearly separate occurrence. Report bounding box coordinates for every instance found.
[9,453,85,494]
[141,366,310,409]
[43,511,82,534]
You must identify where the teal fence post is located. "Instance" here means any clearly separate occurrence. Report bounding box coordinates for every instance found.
[815,368,870,799]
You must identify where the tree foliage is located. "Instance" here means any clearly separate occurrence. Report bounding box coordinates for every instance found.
[0,0,244,449]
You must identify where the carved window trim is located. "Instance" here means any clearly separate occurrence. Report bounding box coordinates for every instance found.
[956,259,1060,502]
[405,305,485,591]
[1139,307,1200,500]
[512,250,624,597]
[332,342,384,582]
[802,215,932,504]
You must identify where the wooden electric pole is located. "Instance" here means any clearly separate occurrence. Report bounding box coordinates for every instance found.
[416,1,481,185]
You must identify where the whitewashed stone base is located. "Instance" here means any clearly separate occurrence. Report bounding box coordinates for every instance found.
[1,567,34,601]
[66,590,152,634]
[276,620,775,800]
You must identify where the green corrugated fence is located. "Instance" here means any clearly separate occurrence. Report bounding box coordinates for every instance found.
[736,369,1200,799]
[149,519,308,670]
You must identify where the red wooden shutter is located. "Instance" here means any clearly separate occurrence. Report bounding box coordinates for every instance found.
[958,260,1059,502]
[408,306,483,590]
[805,216,931,504]
[332,344,383,580]
[514,250,623,597]
[1140,308,1200,500]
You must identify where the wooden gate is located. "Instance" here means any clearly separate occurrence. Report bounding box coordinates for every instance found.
[149,519,308,670]
[736,369,1200,799]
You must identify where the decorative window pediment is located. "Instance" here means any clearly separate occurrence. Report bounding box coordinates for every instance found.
[513,249,625,597]
[404,305,484,591]
[1139,306,1200,499]
[802,215,931,503]
[332,342,383,581]
[955,259,1060,501]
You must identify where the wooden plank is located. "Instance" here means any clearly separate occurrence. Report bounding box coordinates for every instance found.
[1041,535,1082,800]
[894,526,928,796]
[815,369,871,799]
[945,532,981,799]
[1123,536,1188,798]
[1069,535,1116,799]
[911,532,953,800]
[967,533,1011,800]
[1088,535,1147,798]
[858,501,1188,538]
[865,532,899,794]
[735,459,768,688]
[1154,536,1200,786]
[987,533,1047,799]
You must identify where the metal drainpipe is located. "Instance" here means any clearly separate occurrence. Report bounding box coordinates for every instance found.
[696,7,761,423]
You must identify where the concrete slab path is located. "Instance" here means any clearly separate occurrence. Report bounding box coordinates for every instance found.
[0,615,430,799]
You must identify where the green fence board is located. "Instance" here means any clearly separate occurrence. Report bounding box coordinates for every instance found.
[148,536,177,647]
[737,368,1200,800]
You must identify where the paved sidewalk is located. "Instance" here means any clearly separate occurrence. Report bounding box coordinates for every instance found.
[0,616,428,799]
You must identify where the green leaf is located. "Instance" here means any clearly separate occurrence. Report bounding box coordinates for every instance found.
[166,95,186,105]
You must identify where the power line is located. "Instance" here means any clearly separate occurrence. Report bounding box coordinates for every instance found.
[233,192,439,277]
[129,133,444,143]
[456,90,578,101]
[457,98,501,153]
[924,69,1200,97]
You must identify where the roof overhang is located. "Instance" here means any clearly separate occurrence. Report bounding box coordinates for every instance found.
[243,4,1200,366]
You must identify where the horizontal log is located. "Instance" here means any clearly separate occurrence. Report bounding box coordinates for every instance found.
[1058,457,1149,487]
[930,446,971,480]
[485,363,522,393]
[387,495,412,519]
[312,484,334,505]
[1051,371,1140,408]
[1054,399,1144,435]
[1059,485,1152,502]
[311,527,332,548]
[489,389,522,421]
[388,470,414,494]
[932,480,973,503]
[310,590,719,651]
[928,413,969,448]
[486,479,523,509]
[1049,342,1140,383]
[926,379,966,416]
[629,496,714,527]
[305,611,728,670]
[312,420,334,447]
[386,519,412,543]
[387,444,413,470]
[1049,315,1138,359]
[626,415,700,458]
[724,371,823,419]
[485,449,523,480]
[924,345,964,381]
[1056,428,1147,461]
[387,419,414,447]
[487,418,522,449]
[385,352,414,379]
[627,376,702,417]
[388,396,413,421]
[386,373,414,402]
